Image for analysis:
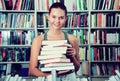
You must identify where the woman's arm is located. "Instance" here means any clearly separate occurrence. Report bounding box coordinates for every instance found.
[67,34,80,72]
[28,35,50,77]
[58,34,80,75]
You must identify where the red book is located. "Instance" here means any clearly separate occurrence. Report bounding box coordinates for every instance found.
[94,48,98,60]
[97,13,102,27]
[0,32,2,45]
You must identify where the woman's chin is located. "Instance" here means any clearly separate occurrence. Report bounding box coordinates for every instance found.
[53,26,61,29]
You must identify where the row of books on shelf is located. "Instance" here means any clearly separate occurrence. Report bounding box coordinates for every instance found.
[36,0,88,11]
[90,31,120,44]
[91,63,120,76]
[0,13,35,28]
[66,13,88,28]
[2,74,90,81]
[0,47,30,62]
[0,30,35,45]
[0,0,34,10]
[37,0,120,11]
[91,13,120,27]
[91,0,120,10]
[0,62,90,79]
[2,74,56,81]
[67,30,88,45]
[37,13,88,28]
[107,70,120,81]
[91,47,120,61]
[0,63,28,78]
[1,0,120,11]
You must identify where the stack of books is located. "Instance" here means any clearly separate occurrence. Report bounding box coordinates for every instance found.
[38,40,74,72]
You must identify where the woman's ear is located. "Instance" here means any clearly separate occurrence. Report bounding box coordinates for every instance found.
[46,14,49,20]
[65,16,67,23]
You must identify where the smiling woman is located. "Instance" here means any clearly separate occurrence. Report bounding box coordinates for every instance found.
[28,2,80,81]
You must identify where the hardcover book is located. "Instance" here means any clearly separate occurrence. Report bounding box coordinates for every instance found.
[40,65,74,72]
[38,54,66,60]
[39,58,70,64]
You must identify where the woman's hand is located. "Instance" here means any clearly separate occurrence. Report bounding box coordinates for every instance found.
[66,46,76,57]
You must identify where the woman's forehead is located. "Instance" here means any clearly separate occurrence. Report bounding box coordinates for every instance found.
[50,8,66,16]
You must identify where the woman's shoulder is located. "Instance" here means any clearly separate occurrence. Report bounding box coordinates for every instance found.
[67,33,79,45]
[32,34,44,43]
[67,34,77,41]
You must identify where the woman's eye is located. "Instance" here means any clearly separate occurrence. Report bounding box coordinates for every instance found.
[52,16,56,18]
[60,17,64,19]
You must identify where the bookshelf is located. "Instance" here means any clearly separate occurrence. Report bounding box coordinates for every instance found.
[0,0,35,78]
[0,0,120,81]
[89,0,120,81]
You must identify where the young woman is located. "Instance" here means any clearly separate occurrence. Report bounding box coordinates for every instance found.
[29,2,80,81]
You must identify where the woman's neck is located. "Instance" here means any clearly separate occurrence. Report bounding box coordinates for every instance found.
[46,29,65,40]
[47,29,62,36]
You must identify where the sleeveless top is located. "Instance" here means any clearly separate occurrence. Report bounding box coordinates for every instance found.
[43,31,70,44]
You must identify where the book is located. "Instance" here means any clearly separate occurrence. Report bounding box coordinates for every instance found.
[39,58,70,64]
[46,74,52,81]
[44,62,73,67]
[114,75,120,81]
[4,75,11,81]
[40,65,74,72]
[41,50,67,55]
[38,54,66,60]
[42,43,72,47]
[17,77,22,81]
[42,40,68,46]
[9,76,14,81]
[13,74,19,81]
[115,70,120,79]
[40,40,72,55]
[41,46,67,51]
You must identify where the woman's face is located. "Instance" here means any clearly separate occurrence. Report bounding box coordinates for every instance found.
[48,8,66,30]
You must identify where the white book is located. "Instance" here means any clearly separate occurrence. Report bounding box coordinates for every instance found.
[44,62,73,67]
[38,54,66,60]
[42,40,67,46]
[4,75,11,81]
[17,77,22,81]
[41,77,45,81]
[41,50,66,55]
[6,64,11,75]
[80,78,88,81]
[109,76,117,81]
[9,77,14,81]
[36,77,43,81]
[64,0,74,11]
[42,43,72,47]
[22,79,26,81]
[46,74,52,81]
[40,65,74,72]
[114,75,120,81]
[41,46,67,51]
[14,74,19,81]
[39,58,70,64]
[115,70,120,78]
